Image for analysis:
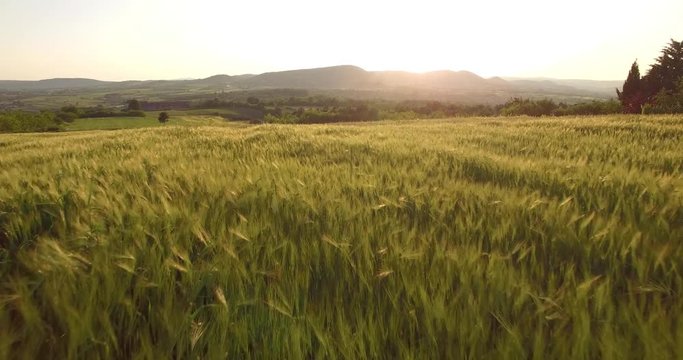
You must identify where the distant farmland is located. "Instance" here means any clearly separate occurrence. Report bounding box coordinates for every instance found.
[0,115,681,358]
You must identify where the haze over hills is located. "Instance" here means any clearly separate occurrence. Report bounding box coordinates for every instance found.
[0,65,621,104]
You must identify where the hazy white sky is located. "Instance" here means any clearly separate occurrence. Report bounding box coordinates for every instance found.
[1,0,681,80]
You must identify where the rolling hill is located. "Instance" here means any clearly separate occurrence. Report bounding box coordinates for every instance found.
[0,66,620,106]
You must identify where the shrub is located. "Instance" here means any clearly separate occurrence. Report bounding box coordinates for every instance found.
[0,110,61,133]
[158,112,170,123]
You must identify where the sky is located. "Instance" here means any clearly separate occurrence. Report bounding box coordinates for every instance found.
[1,0,681,81]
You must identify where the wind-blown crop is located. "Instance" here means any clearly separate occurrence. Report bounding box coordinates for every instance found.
[0,115,681,359]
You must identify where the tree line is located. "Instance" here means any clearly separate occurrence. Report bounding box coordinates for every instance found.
[261,98,623,123]
[0,111,60,133]
[55,101,146,122]
[0,101,147,133]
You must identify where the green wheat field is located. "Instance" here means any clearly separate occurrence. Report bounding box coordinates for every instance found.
[1,115,682,359]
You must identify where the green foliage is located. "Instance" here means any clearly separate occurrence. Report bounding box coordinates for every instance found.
[0,110,61,133]
[158,111,170,123]
[197,95,620,122]
[619,39,683,113]
[0,116,682,358]
[617,61,646,113]
[554,99,622,116]
[392,100,498,117]
[126,99,141,111]
[55,111,79,123]
[500,98,557,116]
[264,112,298,124]
[642,79,683,114]
[82,106,146,118]
[56,104,82,122]
[264,104,380,124]
[500,98,622,117]
[644,39,683,96]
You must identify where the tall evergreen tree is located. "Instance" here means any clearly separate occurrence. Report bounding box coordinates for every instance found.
[644,39,683,96]
[617,61,645,113]
[617,39,683,113]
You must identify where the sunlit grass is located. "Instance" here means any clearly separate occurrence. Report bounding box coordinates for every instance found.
[0,115,681,358]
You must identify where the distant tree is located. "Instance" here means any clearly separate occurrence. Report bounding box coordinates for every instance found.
[246,96,260,105]
[616,61,646,113]
[158,112,169,123]
[61,105,79,114]
[55,111,78,123]
[127,99,141,111]
[56,104,81,123]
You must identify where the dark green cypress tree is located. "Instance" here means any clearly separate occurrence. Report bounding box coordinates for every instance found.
[617,61,645,113]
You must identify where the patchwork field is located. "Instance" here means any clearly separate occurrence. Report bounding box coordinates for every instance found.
[0,115,681,358]
[63,114,237,131]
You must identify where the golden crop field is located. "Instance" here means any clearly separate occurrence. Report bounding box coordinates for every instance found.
[1,115,682,359]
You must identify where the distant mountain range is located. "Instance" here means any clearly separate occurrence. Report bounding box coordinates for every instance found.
[0,65,622,103]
